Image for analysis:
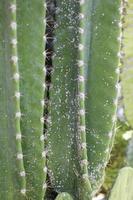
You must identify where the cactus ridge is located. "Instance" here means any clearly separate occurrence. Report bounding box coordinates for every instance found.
[9,0,26,195]
[85,1,122,192]
[0,0,27,198]
[0,0,126,199]
[77,0,92,198]
[0,1,47,199]
[16,1,47,199]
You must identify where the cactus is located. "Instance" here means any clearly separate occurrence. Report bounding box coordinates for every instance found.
[0,0,123,200]
[122,0,133,128]
[0,1,46,199]
[47,0,122,199]
[109,167,133,200]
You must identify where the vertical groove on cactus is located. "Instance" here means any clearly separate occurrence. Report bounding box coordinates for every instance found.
[16,1,47,199]
[43,1,56,197]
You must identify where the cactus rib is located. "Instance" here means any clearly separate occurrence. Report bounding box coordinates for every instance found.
[85,0,122,193]
[16,1,47,199]
[77,0,92,199]
[0,0,26,198]
[9,0,26,195]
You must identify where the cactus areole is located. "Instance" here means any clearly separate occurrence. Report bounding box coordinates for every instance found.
[0,0,122,200]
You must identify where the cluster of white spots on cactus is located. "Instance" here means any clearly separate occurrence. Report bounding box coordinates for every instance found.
[17,153,23,160]
[78,44,84,51]
[78,60,84,67]
[11,38,17,46]
[20,189,26,195]
[15,112,22,118]
[11,56,18,64]
[10,4,16,12]
[16,133,22,140]
[15,92,21,99]
[20,171,26,177]
[79,27,84,34]
[13,72,20,81]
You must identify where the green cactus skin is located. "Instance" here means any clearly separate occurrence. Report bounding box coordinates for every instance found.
[47,0,92,199]
[86,0,122,192]
[0,1,47,199]
[109,167,133,200]
[0,0,26,199]
[122,0,133,128]
[47,0,122,199]
[55,193,73,200]
[16,1,47,199]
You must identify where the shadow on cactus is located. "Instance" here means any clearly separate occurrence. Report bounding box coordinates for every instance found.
[0,0,125,200]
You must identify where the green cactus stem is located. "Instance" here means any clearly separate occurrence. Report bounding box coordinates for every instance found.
[109,167,133,200]
[0,1,47,199]
[86,1,122,192]
[17,1,47,199]
[0,0,26,199]
[47,0,122,199]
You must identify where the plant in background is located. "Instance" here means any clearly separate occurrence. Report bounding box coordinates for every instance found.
[0,0,131,200]
[109,167,133,200]
[122,0,133,129]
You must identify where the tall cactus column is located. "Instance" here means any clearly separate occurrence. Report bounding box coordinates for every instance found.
[0,0,26,199]
[47,0,122,199]
[0,1,47,199]
[77,0,92,199]
[85,0,122,193]
[17,1,47,199]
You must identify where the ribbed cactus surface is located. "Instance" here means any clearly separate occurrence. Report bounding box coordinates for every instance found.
[47,0,122,199]
[0,0,123,200]
[0,1,46,199]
